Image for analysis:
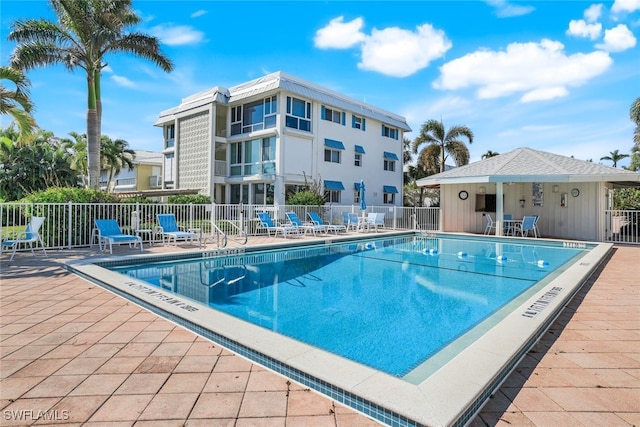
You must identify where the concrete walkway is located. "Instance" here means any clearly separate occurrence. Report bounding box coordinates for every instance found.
[1,239,638,426]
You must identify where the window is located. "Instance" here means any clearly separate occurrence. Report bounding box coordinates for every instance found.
[230,96,277,136]
[354,145,365,167]
[325,149,341,163]
[353,183,361,203]
[230,136,276,176]
[383,185,398,204]
[382,124,398,139]
[286,96,311,131]
[352,115,366,131]
[165,124,175,148]
[324,180,344,203]
[383,151,398,171]
[321,106,345,125]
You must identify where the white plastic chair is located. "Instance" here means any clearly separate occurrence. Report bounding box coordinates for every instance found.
[484,214,497,235]
[1,216,47,262]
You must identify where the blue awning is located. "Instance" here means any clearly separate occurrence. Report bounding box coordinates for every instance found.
[354,145,365,154]
[354,182,361,190]
[383,185,398,193]
[383,151,399,160]
[324,138,345,150]
[324,180,345,191]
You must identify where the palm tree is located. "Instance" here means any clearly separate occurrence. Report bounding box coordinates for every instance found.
[61,132,89,187]
[600,149,629,168]
[412,119,474,173]
[101,135,135,191]
[0,66,35,141]
[481,150,499,159]
[8,0,173,189]
[631,97,640,151]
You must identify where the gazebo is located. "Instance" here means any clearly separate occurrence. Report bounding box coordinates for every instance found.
[416,147,640,241]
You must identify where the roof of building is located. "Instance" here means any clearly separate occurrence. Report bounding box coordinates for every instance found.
[416,147,640,186]
[131,150,163,165]
[155,71,411,131]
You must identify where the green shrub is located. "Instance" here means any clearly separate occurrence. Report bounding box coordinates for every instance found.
[120,196,155,204]
[20,187,119,203]
[167,194,211,204]
[286,190,324,206]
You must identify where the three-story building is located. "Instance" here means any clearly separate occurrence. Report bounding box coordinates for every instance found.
[154,71,411,207]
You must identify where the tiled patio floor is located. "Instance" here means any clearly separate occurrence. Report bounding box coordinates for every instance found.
[1,238,638,426]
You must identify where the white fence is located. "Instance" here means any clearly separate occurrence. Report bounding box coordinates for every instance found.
[605,210,640,244]
[0,202,440,250]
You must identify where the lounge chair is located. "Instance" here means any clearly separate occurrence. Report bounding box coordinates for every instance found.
[257,212,299,238]
[348,213,362,232]
[285,212,325,236]
[94,219,143,254]
[156,213,199,246]
[308,212,346,234]
[366,212,386,232]
[1,216,47,262]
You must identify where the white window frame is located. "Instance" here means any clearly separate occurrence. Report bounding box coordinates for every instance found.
[324,148,341,164]
[384,159,396,171]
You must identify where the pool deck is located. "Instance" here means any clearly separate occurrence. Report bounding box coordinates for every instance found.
[1,234,638,426]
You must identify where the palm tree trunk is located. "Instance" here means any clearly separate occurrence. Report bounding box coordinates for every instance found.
[440,145,446,173]
[86,72,100,189]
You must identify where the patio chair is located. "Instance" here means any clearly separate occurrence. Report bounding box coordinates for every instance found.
[342,212,358,232]
[256,212,299,238]
[503,214,515,235]
[1,216,47,262]
[285,212,325,236]
[94,219,143,254]
[484,214,497,235]
[515,215,538,238]
[308,212,346,234]
[349,213,363,232]
[366,212,386,232]
[156,214,199,246]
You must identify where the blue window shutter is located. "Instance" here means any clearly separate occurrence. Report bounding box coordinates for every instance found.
[362,118,366,131]
[321,105,326,120]
[342,112,346,125]
[352,115,356,128]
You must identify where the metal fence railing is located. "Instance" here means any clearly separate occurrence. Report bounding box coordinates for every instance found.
[605,210,639,244]
[0,202,441,251]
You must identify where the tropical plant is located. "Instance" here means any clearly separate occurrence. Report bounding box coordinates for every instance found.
[61,131,89,187]
[631,96,640,146]
[0,127,77,200]
[481,150,500,159]
[101,135,135,191]
[600,149,629,168]
[412,119,474,173]
[0,66,35,141]
[8,0,173,189]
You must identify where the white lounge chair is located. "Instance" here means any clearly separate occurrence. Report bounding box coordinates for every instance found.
[94,219,143,254]
[156,213,199,246]
[308,212,346,234]
[1,216,47,262]
[257,212,299,238]
[286,212,325,236]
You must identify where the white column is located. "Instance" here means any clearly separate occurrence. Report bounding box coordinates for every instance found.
[496,182,504,236]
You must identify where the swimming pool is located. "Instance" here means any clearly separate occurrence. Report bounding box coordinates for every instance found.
[68,232,611,427]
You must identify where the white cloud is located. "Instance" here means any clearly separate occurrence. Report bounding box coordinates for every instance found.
[584,4,603,22]
[190,10,207,18]
[567,19,602,39]
[485,0,535,17]
[358,24,451,78]
[596,24,637,51]
[611,0,640,14]
[434,39,613,103]
[314,17,366,49]
[111,75,136,88]
[150,24,205,46]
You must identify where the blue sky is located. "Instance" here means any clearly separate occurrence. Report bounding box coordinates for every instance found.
[1,0,639,168]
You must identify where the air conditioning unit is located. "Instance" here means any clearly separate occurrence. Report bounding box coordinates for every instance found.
[149,176,162,188]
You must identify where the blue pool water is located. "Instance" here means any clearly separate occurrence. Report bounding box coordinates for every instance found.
[112,235,587,377]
